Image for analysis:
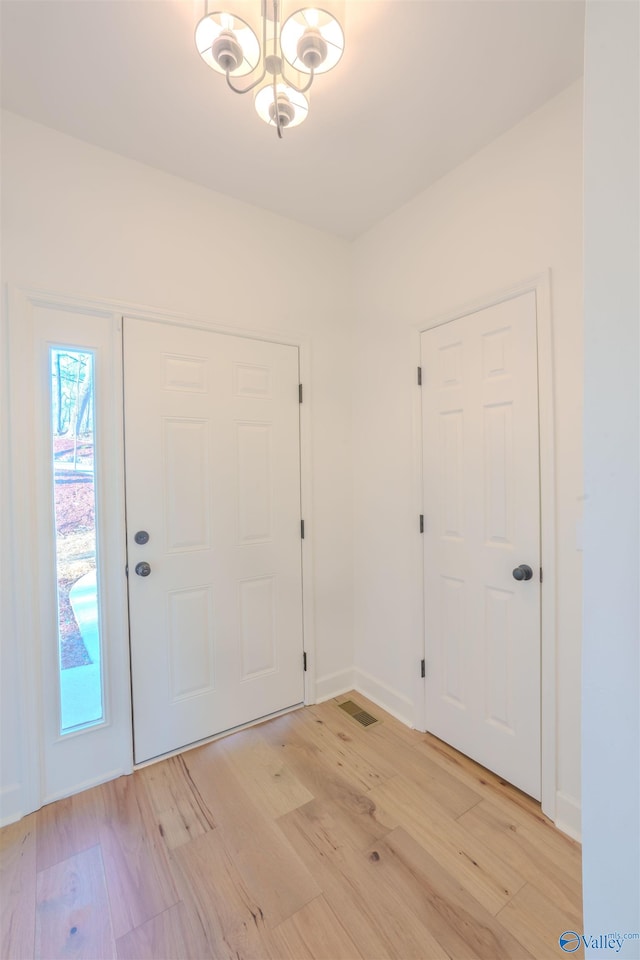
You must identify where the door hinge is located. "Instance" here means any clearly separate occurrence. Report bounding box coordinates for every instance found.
[417,366,422,386]
[125,564,129,577]
[540,567,543,583]
[301,519,305,539]
[419,514,424,533]
[303,651,308,672]
[299,383,303,403]
[421,658,426,678]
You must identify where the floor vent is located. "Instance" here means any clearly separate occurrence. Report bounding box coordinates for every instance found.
[338,699,379,727]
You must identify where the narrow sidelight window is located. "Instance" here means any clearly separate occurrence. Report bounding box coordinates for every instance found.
[50,349,103,732]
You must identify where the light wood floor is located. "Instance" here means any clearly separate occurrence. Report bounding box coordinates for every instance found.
[1,694,583,960]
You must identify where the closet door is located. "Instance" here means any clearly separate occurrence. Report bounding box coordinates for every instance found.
[421,292,541,798]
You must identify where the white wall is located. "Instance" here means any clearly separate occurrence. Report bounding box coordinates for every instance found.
[351,82,584,834]
[582,1,639,952]
[0,111,354,821]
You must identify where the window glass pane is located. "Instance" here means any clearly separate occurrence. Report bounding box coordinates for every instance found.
[51,349,103,732]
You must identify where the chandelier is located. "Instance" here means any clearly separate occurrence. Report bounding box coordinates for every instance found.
[195,1,345,137]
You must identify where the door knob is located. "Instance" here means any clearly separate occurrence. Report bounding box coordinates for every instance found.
[134,530,150,545]
[512,564,533,581]
[135,562,151,577]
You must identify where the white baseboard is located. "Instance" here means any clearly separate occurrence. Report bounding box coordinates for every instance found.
[0,783,24,827]
[353,668,414,728]
[314,668,355,704]
[555,790,582,842]
[43,767,128,808]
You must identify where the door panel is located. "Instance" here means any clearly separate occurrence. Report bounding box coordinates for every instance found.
[421,292,541,799]
[124,319,304,763]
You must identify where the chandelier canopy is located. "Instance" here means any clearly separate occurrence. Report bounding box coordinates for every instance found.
[195,1,345,137]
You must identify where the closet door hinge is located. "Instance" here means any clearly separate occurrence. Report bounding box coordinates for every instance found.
[303,651,308,672]
[417,366,422,386]
[299,383,303,403]
[301,519,305,539]
[421,658,426,678]
[419,514,424,534]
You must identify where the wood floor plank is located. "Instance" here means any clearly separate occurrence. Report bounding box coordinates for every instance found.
[215,723,314,819]
[138,754,216,851]
[115,901,212,960]
[270,895,364,960]
[297,701,399,784]
[497,881,584,959]
[94,774,179,940]
[448,763,582,877]
[261,706,390,795]
[368,774,527,914]
[421,730,584,872]
[518,817,582,877]
[35,845,114,960]
[0,813,37,960]
[310,699,483,818]
[280,793,392,864]
[184,743,321,927]
[458,798,583,916]
[404,723,581,881]
[36,789,100,872]
[277,801,449,959]
[418,730,558,826]
[376,826,535,959]
[259,718,392,850]
[169,827,278,959]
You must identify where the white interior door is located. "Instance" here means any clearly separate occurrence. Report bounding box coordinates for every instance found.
[421,291,541,799]
[124,318,304,763]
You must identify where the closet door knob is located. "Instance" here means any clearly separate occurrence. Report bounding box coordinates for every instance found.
[512,564,533,581]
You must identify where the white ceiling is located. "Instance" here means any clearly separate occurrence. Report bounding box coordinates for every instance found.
[1,0,585,238]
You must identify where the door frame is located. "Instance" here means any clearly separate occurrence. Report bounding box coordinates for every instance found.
[411,271,557,822]
[4,285,317,822]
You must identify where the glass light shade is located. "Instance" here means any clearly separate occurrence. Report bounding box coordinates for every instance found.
[195,12,260,77]
[255,83,309,129]
[280,8,344,75]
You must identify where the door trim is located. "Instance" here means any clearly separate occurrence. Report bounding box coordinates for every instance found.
[412,271,557,822]
[4,284,317,821]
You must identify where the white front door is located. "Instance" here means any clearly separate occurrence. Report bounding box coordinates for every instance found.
[124,318,304,763]
[421,291,541,799]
